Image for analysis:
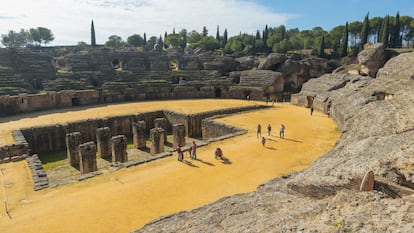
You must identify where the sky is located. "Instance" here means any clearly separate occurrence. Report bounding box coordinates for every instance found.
[0,0,413,46]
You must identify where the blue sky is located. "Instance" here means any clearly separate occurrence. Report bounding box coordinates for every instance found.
[1,0,413,46]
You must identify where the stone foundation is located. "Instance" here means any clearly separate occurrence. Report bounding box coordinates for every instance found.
[154,118,168,142]
[111,135,128,163]
[172,124,186,148]
[150,128,165,155]
[96,127,111,159]
[66,132,82,166]
[79,141,97,174]
[132,121,146,149]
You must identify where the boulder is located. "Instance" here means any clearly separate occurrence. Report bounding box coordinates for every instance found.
[235,56,259,70]
[258,53,287,70]
[357,43,386,77]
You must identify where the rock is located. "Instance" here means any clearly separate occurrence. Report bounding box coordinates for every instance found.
[235,56,259,70]
[258,53,287,70]
[357,43,386,77]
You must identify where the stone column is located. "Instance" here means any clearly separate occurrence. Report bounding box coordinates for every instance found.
[111,135,128,163]
[150,128,165,155]
[154,118,167,142]
[132,121,146,149]
[173,124,186,148]
[96,127,111,159]
[79,142,97,175]
[66,132,82,166]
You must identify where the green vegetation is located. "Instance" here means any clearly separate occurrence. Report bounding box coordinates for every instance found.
[38,149,67,170]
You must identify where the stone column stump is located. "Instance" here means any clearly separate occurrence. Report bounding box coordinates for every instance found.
[96,127,111,159]
[111,135,128,163]
[79,141,97,175]
[66,132,82,166]
[173,124,186,148]
[150,128,165,155]
[154,118,168,142]
[132,121,146,149]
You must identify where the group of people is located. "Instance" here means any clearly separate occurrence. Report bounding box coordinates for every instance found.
[176,141,224,162]
[257,123,285,147]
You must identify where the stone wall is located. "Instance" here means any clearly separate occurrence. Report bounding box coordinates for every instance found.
[201,117,247,140]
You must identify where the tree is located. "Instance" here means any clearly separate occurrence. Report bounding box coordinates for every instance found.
[216,25,220,41]
[164,32,168,49]
[165,34,180,47]
[202,26,208,37]
[391,12,401,48]
[348,21,362,47]
[147,36,157,49]
[178,29,187,48]
[318,34,325,58]
[29,28,41,46]
[1,29,30,48]
[104,35,125,48]
[194,36,218,51]
[379,15,390,47]
[339,22,349,57]
[223,29,228,48]
[91,20,96,47]
[187,30,201,44]
[37,27,54,46]
[143,33,147,46]
[360,13,369,49]
[370,17,383,42]
[127,34,144,47]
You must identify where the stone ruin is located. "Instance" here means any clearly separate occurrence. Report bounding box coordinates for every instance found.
[79,141,97,175]
[65,132,82,166]
[154,118,167,142]
[132,121,146,149]
[172,123,186,148]
[111,135,128,163]
[150,128,165,155]
[96,127,111,159]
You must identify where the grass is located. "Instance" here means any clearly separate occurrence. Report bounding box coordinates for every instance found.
[38,149,68,170]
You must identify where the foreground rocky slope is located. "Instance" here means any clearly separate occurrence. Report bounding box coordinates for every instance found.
[135,50,414,232]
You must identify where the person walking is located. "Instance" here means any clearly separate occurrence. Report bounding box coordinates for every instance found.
[261,136,266,147]
[279,124,285,139]
[257,123,262,138]
[310,105,314,115]
[267,124,272,136]
[177,146,183,161]
[215,147,223,159]
[191,141,197,160]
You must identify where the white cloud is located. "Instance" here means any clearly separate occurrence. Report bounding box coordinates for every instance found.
[0,0,296,45]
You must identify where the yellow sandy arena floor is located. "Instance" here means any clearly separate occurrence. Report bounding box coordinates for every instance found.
[0,99,339,233]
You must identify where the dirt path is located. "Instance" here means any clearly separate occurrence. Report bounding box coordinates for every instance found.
[0,100,339,233]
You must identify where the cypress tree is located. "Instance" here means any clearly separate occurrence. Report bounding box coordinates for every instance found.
[339,22,349,57]
[392,12,401,48]
[360,13,369,49]
[255,30,261,39]
[202,26,208,37]
[91,20,96,47]
[143,33,147,46]
[164,31,168,49]
[223,29,228,47]
[216,25,220,41]
[318,34,325,58]
[379,15,389,47]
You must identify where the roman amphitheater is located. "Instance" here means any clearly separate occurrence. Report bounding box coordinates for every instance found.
[0,43,413,232]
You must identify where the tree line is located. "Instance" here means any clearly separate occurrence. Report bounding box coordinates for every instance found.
[1,27,54,48]
[2,12,414,59]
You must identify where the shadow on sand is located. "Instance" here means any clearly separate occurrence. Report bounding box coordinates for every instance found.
[282,138,303,143]
[265,146,277,150]
[218,156,232,165]
[181,160,199,168]
[195,158,215,166]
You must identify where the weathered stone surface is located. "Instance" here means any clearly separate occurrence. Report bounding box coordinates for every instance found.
[65,132,82,166]
[96,127,111,159]
[358,43,386,77]
[150,128,165,155]
[154,118,168,142]
[235,56,259,70]
[111,135,128,163]
[136,45,414,233]
[172,124,186,148]
[258,53,287,70]
[132,121,146,149]
[79,141,97,175]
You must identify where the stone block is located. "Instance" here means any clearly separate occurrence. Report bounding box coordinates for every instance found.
[173,124,186,148]
[111,135,128,163]
[133,121,146,149]
[96,127,111,159]
[79,141,97,175]
[150,128,165,155]
[66,132,82,166]
[154,118,168,142]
